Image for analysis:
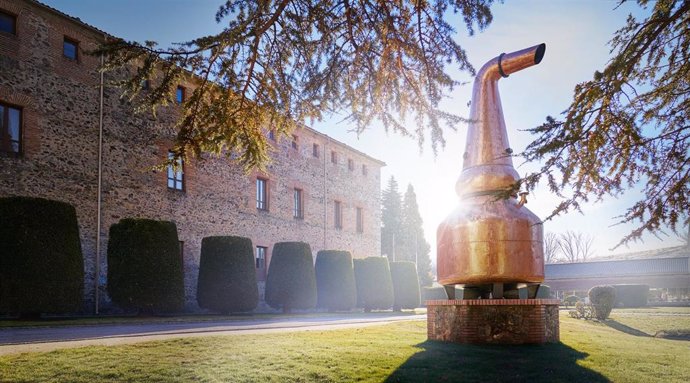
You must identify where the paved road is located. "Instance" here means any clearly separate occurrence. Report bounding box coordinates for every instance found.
[0,313,425,355]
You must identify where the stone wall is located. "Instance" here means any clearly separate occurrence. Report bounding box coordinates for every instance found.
[427,299,560,344]
[0,0,384,312]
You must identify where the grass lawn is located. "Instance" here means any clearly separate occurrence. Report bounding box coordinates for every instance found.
[1,308,689,382]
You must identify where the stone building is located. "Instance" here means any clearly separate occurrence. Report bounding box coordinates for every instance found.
[0,0,384,312]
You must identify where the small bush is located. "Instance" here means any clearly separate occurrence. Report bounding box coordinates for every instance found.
[564,295,580,307]
[353,257,393,312]
[197,236,258,313]
[107,218,184,313]
[589,285,616,320]
[0,196,84,315]
[315,250,356,311]
[613,284,649,307]
[265,242,316,313]
[569,301,594,319]
[390,261,420,310]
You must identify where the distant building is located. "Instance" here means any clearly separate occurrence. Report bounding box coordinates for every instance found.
[0,0,384,311]
[545,246,690,302]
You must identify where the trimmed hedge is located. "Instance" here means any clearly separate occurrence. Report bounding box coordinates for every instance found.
[390,261,420,310]
[265,242,316,313]
[107,218,184,313]
[589,285,616,320]
[0,197,84,315]
[613,284,649,307]
[353,257,393,312]
[197,236,258,313]
[315,250,356,311]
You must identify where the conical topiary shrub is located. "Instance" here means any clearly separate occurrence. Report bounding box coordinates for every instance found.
[107,218,184,313]
[315,250,356,311]
[197,236,258,314]
[265,242,316,313]
[390,261,421,310]
[354,257,393,312]
[0,196,84,316]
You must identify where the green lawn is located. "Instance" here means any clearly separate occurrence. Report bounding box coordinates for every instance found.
[1,308,689,382]
[607,306,690,336]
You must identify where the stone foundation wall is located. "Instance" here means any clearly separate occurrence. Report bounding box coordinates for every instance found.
[427,299,560,344]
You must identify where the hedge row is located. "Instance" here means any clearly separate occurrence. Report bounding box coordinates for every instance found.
[315,250,356,311]
[354,257,394,312]
[390,261,420,310]
[0,197,84,316]
[107,218,185,313]
[613,284,648,307]
[265,242,316,313]
[0,197,424,315]
[197,236,258,313]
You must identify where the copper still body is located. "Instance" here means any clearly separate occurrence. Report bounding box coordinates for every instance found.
[437,44,546,298]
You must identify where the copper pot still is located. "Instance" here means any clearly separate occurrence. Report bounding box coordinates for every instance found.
[437,44,546,293]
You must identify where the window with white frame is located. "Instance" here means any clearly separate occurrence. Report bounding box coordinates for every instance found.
[256,178,268,210]
[167,152,184,191]
[293,188,303,219]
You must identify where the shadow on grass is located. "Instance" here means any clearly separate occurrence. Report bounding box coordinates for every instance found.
[603,320,651,337]
[385,340,609,383]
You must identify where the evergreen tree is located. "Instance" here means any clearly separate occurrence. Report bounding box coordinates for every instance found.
[96,1,495,171]
[381,176,402,260]
[523,0,689,245]
[97,0,688,243]
[400,184,433,286]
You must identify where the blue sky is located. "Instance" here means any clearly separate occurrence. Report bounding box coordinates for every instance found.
[43,0,685,260]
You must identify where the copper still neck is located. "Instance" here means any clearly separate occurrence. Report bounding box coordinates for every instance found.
[456,43,546,198]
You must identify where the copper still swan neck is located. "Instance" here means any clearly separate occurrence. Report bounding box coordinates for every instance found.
[456,43,546,199]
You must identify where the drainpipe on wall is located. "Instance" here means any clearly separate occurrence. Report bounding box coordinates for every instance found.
[323,137,329,250]
[94,37,106,315]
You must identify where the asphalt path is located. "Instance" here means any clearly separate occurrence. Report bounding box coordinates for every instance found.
[0,313,426,355]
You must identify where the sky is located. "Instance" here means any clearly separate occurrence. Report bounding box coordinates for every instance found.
[42,0,686,261]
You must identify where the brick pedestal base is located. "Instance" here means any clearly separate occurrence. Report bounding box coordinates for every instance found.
[427,299,560,344]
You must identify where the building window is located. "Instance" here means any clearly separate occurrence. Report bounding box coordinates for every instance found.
[63,37,78,61]
[293,188,303,219]
[256,246,267,269]
[362,164,368,176]
[167,152,184,191]
[176,86,185,103]
[356,207,363,233]
[312,143,319,158]
[348,159,354,171]
[334,200,342,229]
[0,10,17,35]
[291,134,299,150]
[256,178,268,210]
[268,129,276,141]
[0,102,22,155]
[331,150,338,164]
